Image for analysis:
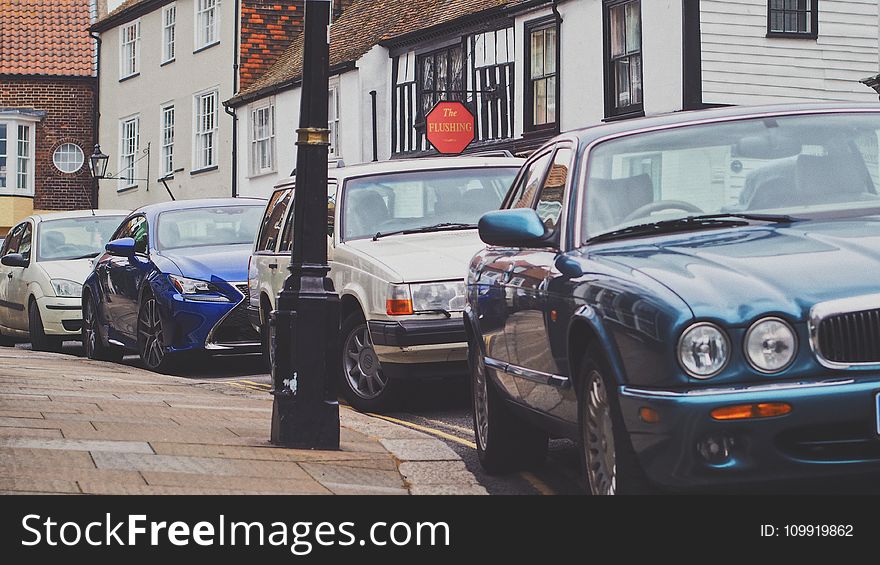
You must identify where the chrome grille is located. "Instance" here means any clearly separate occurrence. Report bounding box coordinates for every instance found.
[816,308,880,364]
[235,283,250,303]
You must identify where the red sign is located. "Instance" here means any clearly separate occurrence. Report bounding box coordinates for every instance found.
[425,101,475,155]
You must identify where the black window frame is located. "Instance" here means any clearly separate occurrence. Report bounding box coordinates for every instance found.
[603,0,644,121]
[766,0,819,39]
[415,41,468,135]
[524,15,560,135]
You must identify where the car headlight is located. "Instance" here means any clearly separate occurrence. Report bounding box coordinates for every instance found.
[745,317,797,373]
[411,281,466,313]
[51,279,82,298]
[678,323,730,378]
[168,275,230,302]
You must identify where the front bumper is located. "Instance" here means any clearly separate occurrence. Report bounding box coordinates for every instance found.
[369,318,468,365]
[160,293,260,354]
[619,376,880,489]
[36,296,82,336]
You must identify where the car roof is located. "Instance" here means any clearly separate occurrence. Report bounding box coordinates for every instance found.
[273,156,525,189]
[26,209,131,223]
[565,102,880,147]
[132,197,267,215]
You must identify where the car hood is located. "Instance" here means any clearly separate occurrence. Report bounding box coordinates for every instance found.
[343,230,484,282]
[592,216,880,325]
[157,244,252,283]
[37,258,95,284]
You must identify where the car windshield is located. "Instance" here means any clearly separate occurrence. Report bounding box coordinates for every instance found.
[584,112,880,239]
[156,205,264,250]
[37,216,126,262]
[341,167,518,240]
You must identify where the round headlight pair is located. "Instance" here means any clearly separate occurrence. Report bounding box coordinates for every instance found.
[678,318,797,379]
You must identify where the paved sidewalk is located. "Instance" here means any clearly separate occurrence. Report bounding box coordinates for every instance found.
[0,348,486,495]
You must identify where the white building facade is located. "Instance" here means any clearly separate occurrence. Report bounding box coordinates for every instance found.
[231,0,880,200]
[92,0,238,209]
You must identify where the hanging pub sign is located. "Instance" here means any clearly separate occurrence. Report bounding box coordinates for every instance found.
[425,101,476,155]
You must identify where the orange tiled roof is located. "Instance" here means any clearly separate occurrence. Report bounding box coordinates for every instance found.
[0,0,96,77]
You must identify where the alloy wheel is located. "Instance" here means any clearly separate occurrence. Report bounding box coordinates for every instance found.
[473,354,490,451]
[342,324,387,400]
[584,370,617,495]
[138,297,166,369]
[83,299,97,358]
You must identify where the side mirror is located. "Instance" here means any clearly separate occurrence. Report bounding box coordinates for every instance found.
[479,209,547,247]
[0,253,28,268]
[105,237,136,257]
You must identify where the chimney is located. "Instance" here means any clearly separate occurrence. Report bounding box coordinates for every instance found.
[239,0,305,91]
[333,0,355,20]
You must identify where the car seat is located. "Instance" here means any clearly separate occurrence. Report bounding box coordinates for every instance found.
[587,174,654,232]
[346,190,390,237]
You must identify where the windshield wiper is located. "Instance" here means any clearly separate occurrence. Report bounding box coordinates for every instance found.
[70,252,101,260]
[373,223,476,241]
[588,213,797,244]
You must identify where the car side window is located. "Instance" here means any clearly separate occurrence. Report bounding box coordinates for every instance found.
[117,216,148,255]
[535,147,573,232]
[280,182,337,252]
[256,189,292,252]
[18,222,32,262]
[2,223,24,256]
[506,152,552,210]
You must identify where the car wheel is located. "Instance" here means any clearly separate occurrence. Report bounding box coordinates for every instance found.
[470,341,548,474]
[577,346,652,495]
[29,300,62,352]
[82,294,123,362]
[137,293,175,373]
[260,314,274,371]
[339,312,395,412]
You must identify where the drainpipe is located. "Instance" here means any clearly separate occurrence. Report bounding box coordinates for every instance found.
[369,90,378,162]
[224,103,238,197]
[90,31,102,209]
[227,0,242,197]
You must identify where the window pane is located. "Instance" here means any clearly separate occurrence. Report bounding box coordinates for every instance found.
[546,76,557,123]
[625,1,641,54]
[531,29,544,78]
[544,27,557,75]
[534,78,547,125]
[610,5,625,58]
[615,58,631,108]
[630,54,643,104]
[537,148,571,230]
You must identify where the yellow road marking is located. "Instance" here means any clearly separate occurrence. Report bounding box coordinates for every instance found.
[364,411,478,450]
[240,380,272,388]
[519,471,556,496]
[227,382,269,393]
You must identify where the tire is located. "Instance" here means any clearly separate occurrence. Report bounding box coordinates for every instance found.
[338,311,396,412]
[82,294,124,362]
[260,306,273,372]
[29,300,62,352]
[470,340,548,474]
[577,345,653,495]
[137,292,176,373]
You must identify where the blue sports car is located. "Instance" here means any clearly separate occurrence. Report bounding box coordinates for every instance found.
[466,103,880,494]
[82,198,266,372]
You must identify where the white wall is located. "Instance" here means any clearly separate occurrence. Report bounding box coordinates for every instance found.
[97,0,237,209]
[701,0,880,105]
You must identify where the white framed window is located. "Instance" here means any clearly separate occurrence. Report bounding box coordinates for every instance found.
[194,90,218,171]
[119,116,140,190]
[161,104,175,175]
[195,0,219,51]
[52,143,85,174]
[0,118,36,195]
[250,102,275,176]
[328,83,340,158]
[162,4,177,63]
[119,20,141,79]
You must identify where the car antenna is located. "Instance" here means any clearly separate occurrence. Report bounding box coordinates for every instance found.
[158,170,180,201]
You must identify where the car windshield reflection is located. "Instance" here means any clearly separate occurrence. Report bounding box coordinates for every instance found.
[156,205,264,251]
[37,217,126,262]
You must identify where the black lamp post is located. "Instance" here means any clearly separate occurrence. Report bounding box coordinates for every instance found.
[270,0,341,449]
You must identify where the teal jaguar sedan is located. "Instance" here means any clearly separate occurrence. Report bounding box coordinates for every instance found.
[465,103,880,494]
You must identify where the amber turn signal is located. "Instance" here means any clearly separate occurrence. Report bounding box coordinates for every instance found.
[386,299,414,316]
[639,407,660,424]
[710,402,791,421]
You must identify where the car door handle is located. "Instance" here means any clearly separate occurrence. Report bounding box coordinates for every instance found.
[268,263,278,270]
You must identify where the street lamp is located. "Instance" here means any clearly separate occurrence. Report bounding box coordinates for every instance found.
[270,0,341,449]
[88,144,110,179]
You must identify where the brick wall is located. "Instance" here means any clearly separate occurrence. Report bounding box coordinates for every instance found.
[240,0,305,91]
[0,77,97,210]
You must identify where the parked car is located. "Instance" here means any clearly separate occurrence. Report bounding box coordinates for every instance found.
[249,156,522,410]
[465,103,880,494]
[82,198,266,371]
[0,210,129,350]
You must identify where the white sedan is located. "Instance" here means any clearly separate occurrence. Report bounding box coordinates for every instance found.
[0,210,128,351]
